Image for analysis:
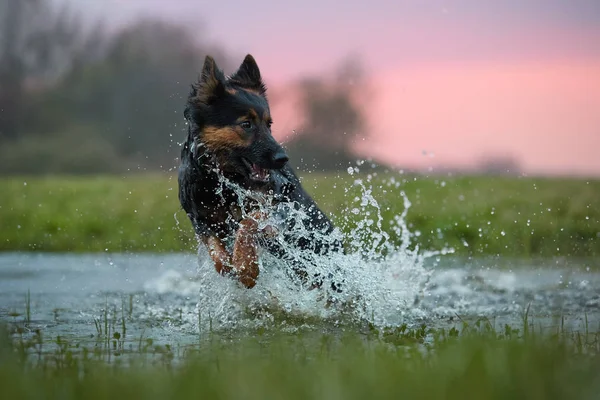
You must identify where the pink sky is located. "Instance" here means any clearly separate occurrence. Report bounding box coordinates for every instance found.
[364,60,600,176]
[63,0,600,176]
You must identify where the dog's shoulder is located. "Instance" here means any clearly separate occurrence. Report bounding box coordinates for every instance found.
[277,164,315,205]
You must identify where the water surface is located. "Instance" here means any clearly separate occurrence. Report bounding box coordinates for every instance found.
[1,251,598,350]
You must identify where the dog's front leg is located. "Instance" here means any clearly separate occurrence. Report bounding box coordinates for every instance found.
[231,216,261,289]
[204,236,233,276]
[203,213,269,289]
[204,233,257,288]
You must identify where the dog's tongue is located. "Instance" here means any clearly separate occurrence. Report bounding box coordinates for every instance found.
[252,164,269,180]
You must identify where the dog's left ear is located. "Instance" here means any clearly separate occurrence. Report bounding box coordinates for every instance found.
[230,54,267,96]
[191,55,227,106]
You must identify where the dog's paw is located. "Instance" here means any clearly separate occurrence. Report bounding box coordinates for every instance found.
[259,223,279,238]
[237,270,258,289]
[245,210,279,238]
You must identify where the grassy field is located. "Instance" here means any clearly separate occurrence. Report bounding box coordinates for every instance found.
[1,172,599,398]
[0,172,598,257]
[1,318,599,400]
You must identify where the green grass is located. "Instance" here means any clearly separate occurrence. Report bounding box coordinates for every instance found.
[1,318,599,400]
[0,172,598,257]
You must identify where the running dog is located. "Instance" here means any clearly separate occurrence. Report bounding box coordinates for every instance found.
[178,54,343,290]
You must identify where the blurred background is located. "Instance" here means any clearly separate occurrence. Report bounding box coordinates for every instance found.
[1,0,599,177]
[1,1,599,357]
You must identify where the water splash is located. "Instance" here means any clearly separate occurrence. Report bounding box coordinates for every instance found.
[193,164,451,333]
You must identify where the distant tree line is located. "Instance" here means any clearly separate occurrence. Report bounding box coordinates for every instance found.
[284,56,372,172]
[0,0,369,175]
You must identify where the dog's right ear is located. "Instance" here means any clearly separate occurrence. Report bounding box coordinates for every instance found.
[190,55,226,105]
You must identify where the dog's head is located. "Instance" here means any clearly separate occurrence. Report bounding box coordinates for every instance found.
[184,54,288,187]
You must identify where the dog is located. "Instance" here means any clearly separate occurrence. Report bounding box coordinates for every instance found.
[178,54,344,290]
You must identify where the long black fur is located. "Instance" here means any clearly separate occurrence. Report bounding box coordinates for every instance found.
[178,54,344,290]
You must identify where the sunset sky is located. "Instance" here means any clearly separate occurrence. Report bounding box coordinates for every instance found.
[63,0,600,176]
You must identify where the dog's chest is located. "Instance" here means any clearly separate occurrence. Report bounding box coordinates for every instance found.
[196,186,257,235]
[228,202,243,222]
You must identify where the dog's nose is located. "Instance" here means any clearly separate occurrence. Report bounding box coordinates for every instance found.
[272,151,289,168]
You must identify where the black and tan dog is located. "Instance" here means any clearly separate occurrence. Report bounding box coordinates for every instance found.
[178,54,343,290]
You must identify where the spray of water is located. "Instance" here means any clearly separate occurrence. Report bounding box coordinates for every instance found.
[193,163,452,333]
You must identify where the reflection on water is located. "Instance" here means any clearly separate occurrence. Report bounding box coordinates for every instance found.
[0,252,598,349]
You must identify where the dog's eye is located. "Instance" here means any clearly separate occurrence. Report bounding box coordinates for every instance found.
[240,121,253,130]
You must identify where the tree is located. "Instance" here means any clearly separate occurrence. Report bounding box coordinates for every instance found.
[0,0,102,141]
[477,154,522,176]
[285,56,370,171]
[0,0,234,174]
[51,18,232,169]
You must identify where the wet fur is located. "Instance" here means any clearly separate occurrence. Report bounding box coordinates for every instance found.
[178,54,343,290]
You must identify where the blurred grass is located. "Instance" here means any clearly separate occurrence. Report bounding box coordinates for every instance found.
[0,172,598,257]
[1,320,599,400]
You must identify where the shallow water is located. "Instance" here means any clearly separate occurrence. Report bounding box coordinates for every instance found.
[2,172,599,352]
[1,251,598,351]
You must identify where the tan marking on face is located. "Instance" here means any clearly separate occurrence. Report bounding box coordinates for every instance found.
[226,87,237,95]
[241,88,263,96]
[248,108,258,120]
[263,110,272,124]
[202,126,249,151]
